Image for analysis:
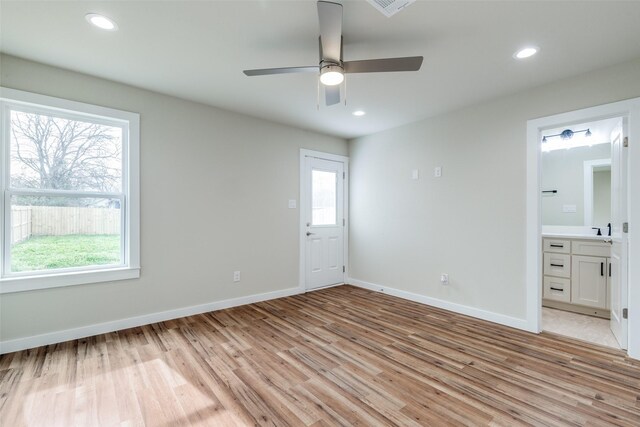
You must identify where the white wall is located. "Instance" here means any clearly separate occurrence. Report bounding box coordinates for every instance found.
[541,143,610,226]
[0,55,347,344]
[348,57,640,321]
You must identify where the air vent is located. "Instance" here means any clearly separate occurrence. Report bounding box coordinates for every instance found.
[367,0,415,17]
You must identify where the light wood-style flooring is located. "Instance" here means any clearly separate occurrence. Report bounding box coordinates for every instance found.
[1,285,639,426]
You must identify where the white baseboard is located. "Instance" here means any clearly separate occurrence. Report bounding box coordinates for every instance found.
[0,286,301,355]
[348,278,533,332]
[0,280,534,355]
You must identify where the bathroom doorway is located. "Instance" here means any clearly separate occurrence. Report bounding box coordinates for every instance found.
[539,117,622,348]
[525,97,640,358]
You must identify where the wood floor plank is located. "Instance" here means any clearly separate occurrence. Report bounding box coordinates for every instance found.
[1,285,639,426]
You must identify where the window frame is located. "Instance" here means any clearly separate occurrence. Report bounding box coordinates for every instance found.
[0,87,140,293]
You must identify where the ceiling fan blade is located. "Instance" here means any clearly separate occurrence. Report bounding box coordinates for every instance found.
[317,1,343,62]
[325,85,341,106]
[243,66,317,76]
[343,56,424,73]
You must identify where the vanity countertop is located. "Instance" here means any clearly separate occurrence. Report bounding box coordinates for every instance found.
[542,232,612,241]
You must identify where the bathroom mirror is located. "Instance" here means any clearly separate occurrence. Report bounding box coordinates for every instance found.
[541,119,615,228]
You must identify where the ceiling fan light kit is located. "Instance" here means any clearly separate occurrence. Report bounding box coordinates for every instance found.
[243,1,423,107]
[320,65,344,86]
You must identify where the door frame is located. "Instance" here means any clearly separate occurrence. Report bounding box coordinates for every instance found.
[526,97,640,359]
[299,149,349,292]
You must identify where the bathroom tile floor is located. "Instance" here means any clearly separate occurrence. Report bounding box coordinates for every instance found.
[542,307,621,349]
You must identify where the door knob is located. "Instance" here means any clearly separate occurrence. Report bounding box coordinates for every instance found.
[306,232,315,236]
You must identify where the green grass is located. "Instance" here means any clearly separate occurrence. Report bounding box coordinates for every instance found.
[11,234,121,272]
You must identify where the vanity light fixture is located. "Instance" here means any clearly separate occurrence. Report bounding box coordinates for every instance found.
[85,13,118,31]
[542,128,591,143]
[352,110,366,117]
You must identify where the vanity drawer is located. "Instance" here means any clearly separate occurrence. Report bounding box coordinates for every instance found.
[543,276,571,303]
[544,253,571,278]
[543,238,571,254]
[572,240,610,257]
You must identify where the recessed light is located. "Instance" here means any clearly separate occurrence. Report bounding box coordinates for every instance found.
[352,110,366,117]
[514,47,538,59]
[85,13,118,31]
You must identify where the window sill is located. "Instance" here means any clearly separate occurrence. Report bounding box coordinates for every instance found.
[0,267,140,294]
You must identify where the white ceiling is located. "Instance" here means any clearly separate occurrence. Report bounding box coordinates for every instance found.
[2,1,640,139]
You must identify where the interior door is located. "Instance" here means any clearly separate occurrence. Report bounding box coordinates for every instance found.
[610,119,628,349]
[304,156,345,290]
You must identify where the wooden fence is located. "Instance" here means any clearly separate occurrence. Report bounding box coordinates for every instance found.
[11,206,32,244]
[10,206,120,243]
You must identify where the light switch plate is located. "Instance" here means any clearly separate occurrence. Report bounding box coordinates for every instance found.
[411,169,419,180]
[288,199,297,209]
[562,204,577,213]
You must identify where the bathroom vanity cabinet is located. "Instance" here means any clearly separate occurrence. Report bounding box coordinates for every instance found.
[542,236,611,318]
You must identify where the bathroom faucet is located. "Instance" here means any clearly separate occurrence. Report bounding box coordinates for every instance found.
[592,227,602,236]
[607,223,612,236]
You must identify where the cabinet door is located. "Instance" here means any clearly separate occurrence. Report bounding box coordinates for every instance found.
[571,255,607,309]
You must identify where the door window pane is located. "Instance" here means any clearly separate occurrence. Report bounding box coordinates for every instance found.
[10,195,122,273]
[10,109,123,192]
[312,169,337,225]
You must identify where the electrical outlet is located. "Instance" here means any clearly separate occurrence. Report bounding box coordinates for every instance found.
[434,166,442,178]
[233,271,241,282]
[440,273,449,285]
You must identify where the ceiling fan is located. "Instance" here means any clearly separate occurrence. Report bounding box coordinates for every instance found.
[243,1,423,106]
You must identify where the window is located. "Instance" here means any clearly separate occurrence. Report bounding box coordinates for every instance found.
[0,88,139,293]
[311,169,338,226]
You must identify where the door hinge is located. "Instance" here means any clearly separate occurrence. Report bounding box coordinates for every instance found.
[623,136,628,148]
[343,218,345,226]
[623,222,629,233]
[622,308,628,319]
[342,265,345,273]
[343,172,345,179]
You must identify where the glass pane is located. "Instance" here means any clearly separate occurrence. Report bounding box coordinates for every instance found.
[10,195,122,273]
[312,169,337,225]
[10,109,123,192]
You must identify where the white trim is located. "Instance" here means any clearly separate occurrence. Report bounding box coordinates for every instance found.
[526,97,640,360]
[0,87,140,293]
[0,87,138,123]
[0,267,140,294]
[583,158,611,226]
[299,149,349,292]
[348,278,531,331]
[526,113,543,334]
[0,286,301,354]
[628,106,640,360]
